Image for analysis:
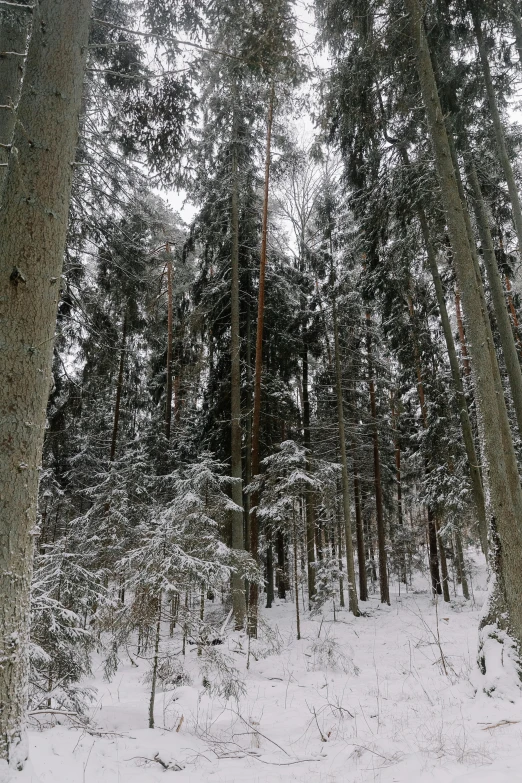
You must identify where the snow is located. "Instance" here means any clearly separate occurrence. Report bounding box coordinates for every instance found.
[17,558,522,783]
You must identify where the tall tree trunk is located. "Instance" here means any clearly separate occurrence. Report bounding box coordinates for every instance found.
[148,596,162,729]
[109,311,127,462]
[0,0,92,765]
[302,345,317,605]
[411,198,488,554]
[276,529,286,599]
[352,442,368,601]
[165,247,173,441]
[470,5,522,260]
[249,83,274,638]
[455,290,472,376]
[406,0,522,652]
[505,273,521,342]
[406,293,443,592]
[436,519,451,603]
[455,530,470,600]
[332,283,359,615]
[230,117,246,629]
[510,0,522,68]
[366,312,390,605]
[466,159,522,439]
[0,1,29,191]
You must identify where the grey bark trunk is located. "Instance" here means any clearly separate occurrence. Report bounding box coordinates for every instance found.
[0,0,92,766]
[332,288,359,616]
[471,5,522,263]
[466,159,522,440]
[413,200,488,555]
[366,313,390,605]
[230,129,246,629]
[510,0,522,67]
[406,0,522,651]
[0,1,29,191]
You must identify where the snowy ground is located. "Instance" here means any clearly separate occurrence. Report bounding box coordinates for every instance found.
[21,557,522,783]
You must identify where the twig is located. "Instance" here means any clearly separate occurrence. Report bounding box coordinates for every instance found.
[480,719,520,730]
[229,709,290,756]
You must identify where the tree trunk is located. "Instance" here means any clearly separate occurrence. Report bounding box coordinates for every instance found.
[366,312,390,605]
[249,83,275,638]
[276,529,286,599]
[436,519,451,604]
[292,504,301,640]
[466,159,522,439]
[427,507,442,595]
[455,530,470,600]
[109,311,127,462]
[165,248,173,441]
[332,284,359,616]
[230,115,246,629]
[148,596,162,729]
[406,0,522,651]
[412,197,488,554]
[455,289,472,376]
[0,1,29,191]
[352,444,368,601]
[302,345,317,607]
[0,0,92,766]
[510,0,522,67]
[470,5,522,260]
[265,521,274,608]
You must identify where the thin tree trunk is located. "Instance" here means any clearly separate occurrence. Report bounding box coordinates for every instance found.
[466,159,522,439]
[276,530,286,599]
[366,312,390,605]
[470,5,522,260]
[436,519,451,603]
[109,311,127,462]
[505,274,521,343]
[230,111,246,629]
[510,0,522,67]
[455,290,472,376]
[165,247,173,441]
[352,444,368,601]
[292,504,301,640]
[265,521,274,608]
[249,83,275,638]
[302,345,317,606]
[148,596,161,729]
[455,530,470,600]
[332,283,359,616]
[0,1,29,191]
[336,513,345,607]
[406,0,522,650]
[0,0,92,765]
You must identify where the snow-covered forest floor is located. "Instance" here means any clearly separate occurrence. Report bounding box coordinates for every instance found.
[23,554,522,783]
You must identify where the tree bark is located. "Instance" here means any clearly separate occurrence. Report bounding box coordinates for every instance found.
[109,311,127,462]
[0,1,29,191]
[510,0,522,68]
[406,0,522,650]
[412,200,488,554]
[230,115,246,629]
[352,443,368,601]
[332,283,359,615]
[466,159,522,439]
[470,5,522,261]
[366,312,390,605]
[249,83,274,638]
[165,247,173,441]
[455,290,472,376]
[0,0,92,765]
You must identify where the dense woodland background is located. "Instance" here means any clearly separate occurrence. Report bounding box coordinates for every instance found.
[2,0,522,773]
